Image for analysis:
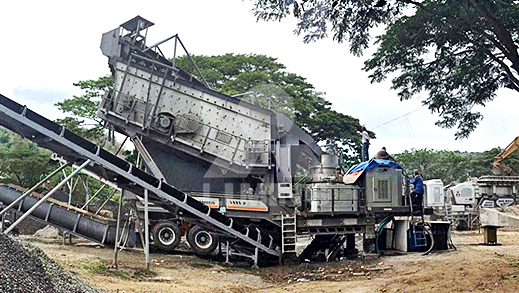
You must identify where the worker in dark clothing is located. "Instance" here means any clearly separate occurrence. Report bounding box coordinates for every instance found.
[375,147,395,161]
[409,170,424,214]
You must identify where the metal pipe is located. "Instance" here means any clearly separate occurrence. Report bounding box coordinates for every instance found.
[130,54,179,73]
[82,176,90,207]
[144,189,150,271]
[143,34,177,53]
[94,189,118,216]
[4,159,91,235]
[0,162,71,217]
[113,189,123,268]
[172,36,178,67]
[176,37,210,88]
[81,184,106,210]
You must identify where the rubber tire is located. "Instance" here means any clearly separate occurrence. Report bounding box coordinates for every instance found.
[153,221,181,252]
[456,220,469,231]
[187,225,219,256]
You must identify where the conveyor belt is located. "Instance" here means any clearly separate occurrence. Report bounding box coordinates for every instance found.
[0,184,138,247]
[0,94,279,257]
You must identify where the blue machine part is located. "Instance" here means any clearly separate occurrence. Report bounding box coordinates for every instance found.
[348,159,403,174]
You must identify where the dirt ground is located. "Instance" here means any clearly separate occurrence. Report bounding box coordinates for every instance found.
[24,231,519,293]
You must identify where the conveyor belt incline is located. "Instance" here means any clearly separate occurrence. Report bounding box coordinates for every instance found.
[0,184,137,247]
[0,94,279,257]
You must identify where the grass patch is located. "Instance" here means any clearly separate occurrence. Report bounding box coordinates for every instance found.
[83,260,130,279]
[132,269,157,280]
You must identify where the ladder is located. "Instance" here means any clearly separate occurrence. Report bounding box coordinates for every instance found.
[411,220,428,248]
[408,194,428,248]
[281,213,297,255]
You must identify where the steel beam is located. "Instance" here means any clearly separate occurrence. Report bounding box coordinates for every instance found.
[4,160,91,235]
[144,189,150,271]
[81,184,106,210]
[113,190,123,269]
[0,162,71,217]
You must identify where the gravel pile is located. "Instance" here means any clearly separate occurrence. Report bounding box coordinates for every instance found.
[0,233,99,293]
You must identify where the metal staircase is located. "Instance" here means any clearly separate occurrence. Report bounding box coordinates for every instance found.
[0,94,280,260]
[408,194,428,249]
[445,202,454,223]
[281,213,297,256]
[411,220,428,248]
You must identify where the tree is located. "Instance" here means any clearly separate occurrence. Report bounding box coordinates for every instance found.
[55,76,113,143]
[176,53,372,166]
[0,128,54,188]
[394,147,519,183]
[253,0,519,138]
[57,55,371,166]
[394,149,470,183]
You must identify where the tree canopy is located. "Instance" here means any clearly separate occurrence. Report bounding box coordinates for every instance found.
[253,0,519,139]
[0,128,52,187]
[176,53,372,166]
[394,147,519,183]
[54,76,113,143]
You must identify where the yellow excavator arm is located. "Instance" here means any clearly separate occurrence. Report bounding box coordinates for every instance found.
[493,136,519,176]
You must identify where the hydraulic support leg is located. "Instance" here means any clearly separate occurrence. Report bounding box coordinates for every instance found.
[144,189,150,271]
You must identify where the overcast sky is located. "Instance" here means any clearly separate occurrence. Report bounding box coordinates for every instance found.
[0,0,517,155]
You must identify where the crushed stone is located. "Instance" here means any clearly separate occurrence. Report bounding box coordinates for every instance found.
[0,233,100,293]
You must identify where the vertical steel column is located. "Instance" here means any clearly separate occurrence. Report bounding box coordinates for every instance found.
[68,176,73,205]
[113,190,124,269]
[0,162,71,217]
[0,212,5,233]
[253,247,259,269]
[144,189,150,271]
[4,160,91,235]
[225,241,230,264]
[82,176,90,210]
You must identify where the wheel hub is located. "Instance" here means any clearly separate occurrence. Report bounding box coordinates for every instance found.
[194,231,213,249]
[159,227,176,246]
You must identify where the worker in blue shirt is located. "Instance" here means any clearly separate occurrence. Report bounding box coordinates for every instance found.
[409,170,424,214]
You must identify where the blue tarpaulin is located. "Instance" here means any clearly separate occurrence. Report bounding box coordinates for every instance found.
[348,159,402,174]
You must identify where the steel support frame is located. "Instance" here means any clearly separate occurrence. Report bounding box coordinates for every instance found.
[0,162,71,217]
[81,184,106,210]
[4,160,92,234]
[0,202,108,245]
[95,189,118,216]
[144,189,150,271]
[113,189,124,268]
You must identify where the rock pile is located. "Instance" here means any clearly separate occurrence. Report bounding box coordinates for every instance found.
[33,225,60,239]
[0,233,98,293]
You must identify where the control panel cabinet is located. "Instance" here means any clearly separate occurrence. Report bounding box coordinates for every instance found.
[365,167,403,208]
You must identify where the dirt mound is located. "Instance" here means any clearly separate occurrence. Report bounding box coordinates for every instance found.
[0,233,98,293]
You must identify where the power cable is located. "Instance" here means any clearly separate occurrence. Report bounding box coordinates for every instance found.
[372,108,421,130]
[404,115,417,142]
